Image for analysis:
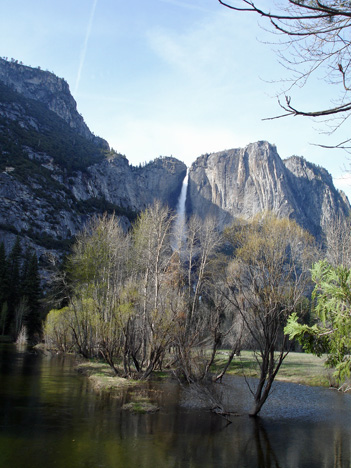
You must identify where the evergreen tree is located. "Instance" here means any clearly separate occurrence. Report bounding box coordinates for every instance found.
[0,242,8,309]
[0,242,9,336]
[6,237,22,334]
[21,246,32,286]
[0,240,42,340]
[0,303,8,336]
[22,251,42,339]
[286,261,351,385]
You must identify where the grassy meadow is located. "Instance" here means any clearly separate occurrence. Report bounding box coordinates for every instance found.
[213,351,334,387]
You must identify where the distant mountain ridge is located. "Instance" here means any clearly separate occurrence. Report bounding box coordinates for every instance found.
[0,58,349,273]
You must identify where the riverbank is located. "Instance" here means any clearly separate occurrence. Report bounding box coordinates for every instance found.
[77,351,335,394]
[76,361,160,413]
[76,361,137,392]
[213,351,334,387]
[2,342,351,467]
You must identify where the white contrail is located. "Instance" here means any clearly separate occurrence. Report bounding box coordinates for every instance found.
[74,0,98,95]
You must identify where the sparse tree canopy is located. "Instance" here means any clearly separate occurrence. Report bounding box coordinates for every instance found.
[219,1,351,147]
[325,214,351,268]
[44,205,242,388]
[224,212,315,415]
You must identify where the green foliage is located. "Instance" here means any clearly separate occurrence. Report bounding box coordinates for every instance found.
[225,212,315,415]
[225,213,315,323]
[0,239,42,341]
[285,313,330,356]
[42,207,230,385]
[285,260,351,383]
[6,237,22,317]
[44,207,194,378]
[57,215,132,361]
[44,307,75,352]
[22,250,42,337]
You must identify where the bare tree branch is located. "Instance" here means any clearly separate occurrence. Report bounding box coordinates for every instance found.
[219,1,351,145]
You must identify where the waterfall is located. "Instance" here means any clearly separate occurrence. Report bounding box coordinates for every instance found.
[172,169,188,252]
[176,169,188,222]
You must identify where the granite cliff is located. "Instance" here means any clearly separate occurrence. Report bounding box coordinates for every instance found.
[0,59,350,273]
[0,57,106,146]
[187,141,350,240]
[0,58,186,264]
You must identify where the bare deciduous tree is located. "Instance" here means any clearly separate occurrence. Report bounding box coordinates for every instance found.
[224,212,316,416]
[219,1,351,146]
[172,216,235,383]
[325,214,351,267]
[132,201,176,378]
[65,214,131,367]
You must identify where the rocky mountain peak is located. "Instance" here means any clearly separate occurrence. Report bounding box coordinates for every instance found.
[187,141,350,240]
[283,154,334,187]
[0,57,107,148]
[0,59,186,264]
[0,59,350,274]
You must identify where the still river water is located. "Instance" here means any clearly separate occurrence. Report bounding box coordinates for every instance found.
[0,344,351,468]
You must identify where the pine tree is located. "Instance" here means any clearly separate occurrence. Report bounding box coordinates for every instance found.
[0,242,8,308]
[0,242,8,336]
[6,237,22,334]
[22,251,42,339]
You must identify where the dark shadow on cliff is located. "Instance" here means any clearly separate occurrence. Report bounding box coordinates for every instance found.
[283,157,350,243]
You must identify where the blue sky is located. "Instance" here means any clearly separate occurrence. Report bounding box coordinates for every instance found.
[1,0,351,198]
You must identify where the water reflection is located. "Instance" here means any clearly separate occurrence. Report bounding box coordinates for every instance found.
[250,419,282,468]
[0,344,351,468]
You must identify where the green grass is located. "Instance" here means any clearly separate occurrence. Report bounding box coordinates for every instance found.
[76,350,335,396]
[212,350,333,387]
[76,360,160,412]
[76,361,136,391]
[122,392,159,413]
[122,401,159,414]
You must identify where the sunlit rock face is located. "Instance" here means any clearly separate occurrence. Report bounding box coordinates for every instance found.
[187,141,350,240]
[0,153,186,259]
[67,155,186,214]
[0,57,107,147]
[0,58,349,273]
[0,59,186,263]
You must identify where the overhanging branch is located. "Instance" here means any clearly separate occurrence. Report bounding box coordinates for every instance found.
[263,95,351,120]
[218,0,351,20]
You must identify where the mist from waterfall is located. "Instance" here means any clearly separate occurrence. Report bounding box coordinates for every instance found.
[172,169,188,252]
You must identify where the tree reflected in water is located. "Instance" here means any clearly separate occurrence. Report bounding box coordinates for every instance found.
[0,345,351,468]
